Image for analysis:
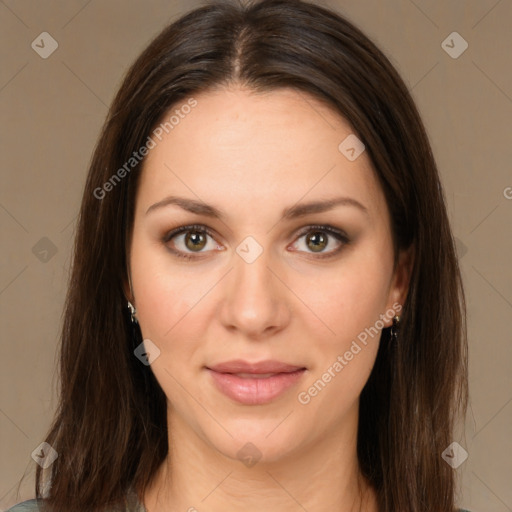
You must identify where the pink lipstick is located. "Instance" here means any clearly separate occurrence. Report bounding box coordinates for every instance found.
[206,359,306,405]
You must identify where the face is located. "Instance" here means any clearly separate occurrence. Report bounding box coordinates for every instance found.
[127,86,412,464]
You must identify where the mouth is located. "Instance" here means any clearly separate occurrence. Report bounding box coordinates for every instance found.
[205,360,307,405]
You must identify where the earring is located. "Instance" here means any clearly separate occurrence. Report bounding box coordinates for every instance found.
[125,301,147,377]
[390,315,400,341]
[127,301,137,323]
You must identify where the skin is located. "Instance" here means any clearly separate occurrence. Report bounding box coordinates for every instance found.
[125,86,413,512]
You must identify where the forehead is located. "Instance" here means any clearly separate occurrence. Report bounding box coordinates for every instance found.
[137,86,386,221]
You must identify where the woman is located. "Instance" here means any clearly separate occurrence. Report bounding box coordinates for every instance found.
[8,0,470,511]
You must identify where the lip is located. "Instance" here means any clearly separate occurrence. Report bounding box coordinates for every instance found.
[206,360,307,405]
[207,359,305,374]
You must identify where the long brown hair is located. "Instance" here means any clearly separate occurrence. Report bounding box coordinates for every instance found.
[31,1,468,510]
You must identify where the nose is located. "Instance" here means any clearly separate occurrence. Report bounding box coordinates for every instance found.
[218,243,291,339]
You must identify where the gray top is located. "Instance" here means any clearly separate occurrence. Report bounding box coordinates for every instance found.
[5,489,145,512]
[5,500,144,512]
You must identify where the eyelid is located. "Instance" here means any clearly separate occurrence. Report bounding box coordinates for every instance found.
[162,223,218,244]
[293,224,349,243]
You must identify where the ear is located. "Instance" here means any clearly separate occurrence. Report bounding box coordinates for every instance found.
[384,243,414,326]
[122,270,135,305]
[122,278,132,304]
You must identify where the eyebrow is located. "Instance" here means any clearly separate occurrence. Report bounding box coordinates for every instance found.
[145,195,369,219]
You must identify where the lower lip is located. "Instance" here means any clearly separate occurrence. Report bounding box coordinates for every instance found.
[207,368,306,405]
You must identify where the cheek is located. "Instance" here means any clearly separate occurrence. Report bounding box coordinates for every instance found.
[296,265,389,416]
[129,244,207,404]
[303,261,391,343]
[129,239,202,342]
[296,252,392,408]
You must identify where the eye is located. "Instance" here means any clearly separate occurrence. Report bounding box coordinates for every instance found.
[290,224,349,259]
[162,224,222,260]
[162,223,349,261]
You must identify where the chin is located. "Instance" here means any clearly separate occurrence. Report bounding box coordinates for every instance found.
[199,414,309,467]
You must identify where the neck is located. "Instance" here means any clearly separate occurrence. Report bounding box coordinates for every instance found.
[143,403,378,512]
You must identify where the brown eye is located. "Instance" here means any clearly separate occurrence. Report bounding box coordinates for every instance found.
[305,231,328,252]
[185,231,207,251]
[291,224,349,259]
[163,224,221,260]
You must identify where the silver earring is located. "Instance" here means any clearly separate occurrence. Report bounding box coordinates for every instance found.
[127,301,137,323]
[390,315,400,341]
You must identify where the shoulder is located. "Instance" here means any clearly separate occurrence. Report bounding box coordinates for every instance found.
[4,499,41,511]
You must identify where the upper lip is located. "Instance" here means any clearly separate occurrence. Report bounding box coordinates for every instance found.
[207,359,306,374]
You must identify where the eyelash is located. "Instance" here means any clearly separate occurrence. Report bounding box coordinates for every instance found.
[162,223,350,261]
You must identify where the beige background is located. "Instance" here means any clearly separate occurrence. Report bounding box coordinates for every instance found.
[1,0,511,510]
